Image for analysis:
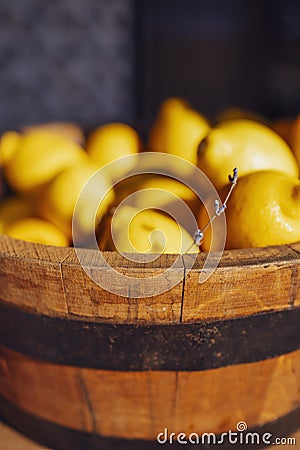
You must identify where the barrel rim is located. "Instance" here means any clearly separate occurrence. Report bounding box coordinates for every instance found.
[1,234,300,324]
[1,234,300,267]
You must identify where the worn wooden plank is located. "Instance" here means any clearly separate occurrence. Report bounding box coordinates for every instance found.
[0,236,184,322]
[1,346,300,441]
[61,249,184,323]
[174,349,300,436]
[0,346,177,440]
[1,235,300,323]
[80,369,177,439]
[0,235,71,315]
[181,244,300,322]
[287,242,300,308]
[0,348,89,432]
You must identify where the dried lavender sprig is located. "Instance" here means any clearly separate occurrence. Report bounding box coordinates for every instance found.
[185,167,238,253]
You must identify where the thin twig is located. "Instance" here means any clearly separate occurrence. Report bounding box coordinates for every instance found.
[184,167,238,253]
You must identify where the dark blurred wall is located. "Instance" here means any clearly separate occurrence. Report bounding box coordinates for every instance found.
[265,0,300,118]
[138,0,300,126]
[0,0,299,132]
[0,0,135,132]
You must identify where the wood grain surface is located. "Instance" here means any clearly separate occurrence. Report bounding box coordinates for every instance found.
[1,234,300,323]
[1,346,300,440]
[1,235,300,448]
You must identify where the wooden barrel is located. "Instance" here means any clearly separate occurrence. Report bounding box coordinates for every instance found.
[0,234,300,449]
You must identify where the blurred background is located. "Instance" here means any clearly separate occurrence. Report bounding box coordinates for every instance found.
[0,0,299,133]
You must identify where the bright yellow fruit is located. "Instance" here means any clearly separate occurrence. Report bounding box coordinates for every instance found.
[0,131,21,167]
[116,175,198,208]
[22,122,84,145]
[87,123,141,181]
[118,175,201,235]
[0,196,36,234]
[219,171,300,249]
[38,161,115,241]
[197,119,299,189]
[148,98,210,165]
[5,218,69,246]
[110,205,198,254]
[2,129,87,192]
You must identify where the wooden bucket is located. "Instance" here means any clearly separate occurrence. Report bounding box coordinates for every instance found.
[0,233,300,449]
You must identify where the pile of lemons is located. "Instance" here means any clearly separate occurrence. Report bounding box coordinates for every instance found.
[0,99,299,252]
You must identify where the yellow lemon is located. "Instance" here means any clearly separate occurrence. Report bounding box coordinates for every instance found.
[22,122,84,145]
[0,131,21,167]
[197,119,299,189]
[114,175,201,235]
[2,129,87,192]
[203,171,300,250]
[115,175,197,207]
[5,217,69,246]
[87,123,141,181]
[148,97,210,166]
[38,161,115,242]
[0,196,36,234]
[110,205,198,254]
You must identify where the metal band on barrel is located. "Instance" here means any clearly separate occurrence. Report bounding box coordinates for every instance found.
[0,301,300,371]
